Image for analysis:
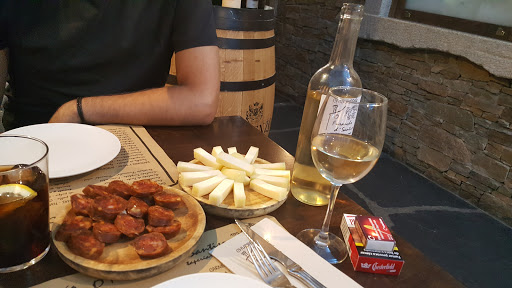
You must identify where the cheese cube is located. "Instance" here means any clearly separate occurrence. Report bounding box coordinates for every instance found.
[253,168,290,180]
[211,146,224,158]
[250,179,288,201]
[216,152,255,176]
[209,179,235,206]
[194,148,223,169]
[179,170,222,187]
[221,168,247,183]
[244,146,259,164]
[177,161,215,172]
[192,175,227,197]
[227,147,237,154]
[253,162,287,170]
[233,182,246,208]
[253,174,290,189]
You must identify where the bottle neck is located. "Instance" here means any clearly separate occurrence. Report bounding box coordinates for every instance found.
[329,4,364,67]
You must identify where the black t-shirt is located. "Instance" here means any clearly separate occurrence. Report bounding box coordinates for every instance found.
[0,0,217,128]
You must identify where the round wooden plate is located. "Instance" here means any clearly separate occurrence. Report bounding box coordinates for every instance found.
[178,159,288,219]
[52,187,206,280]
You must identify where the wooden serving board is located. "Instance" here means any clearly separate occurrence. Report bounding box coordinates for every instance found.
[51,187,206,280]
[178,159,287,219]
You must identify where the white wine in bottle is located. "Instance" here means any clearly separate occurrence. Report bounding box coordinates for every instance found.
[222,0,241,8]
[291,3,364,206]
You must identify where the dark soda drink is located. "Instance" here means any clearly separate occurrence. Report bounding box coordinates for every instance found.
[0,136,50,273]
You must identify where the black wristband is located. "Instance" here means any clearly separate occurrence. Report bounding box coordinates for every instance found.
[76,97,86,124]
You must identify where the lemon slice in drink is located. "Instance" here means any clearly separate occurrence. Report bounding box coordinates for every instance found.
[0,184,38,218]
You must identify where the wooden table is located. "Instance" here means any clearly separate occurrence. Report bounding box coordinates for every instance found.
[0,116,464,288]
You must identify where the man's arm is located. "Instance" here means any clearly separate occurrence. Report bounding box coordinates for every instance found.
[49,45,220,126]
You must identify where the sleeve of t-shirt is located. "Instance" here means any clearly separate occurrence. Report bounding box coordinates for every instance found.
[171,0,217,53]
[0,2,7,50]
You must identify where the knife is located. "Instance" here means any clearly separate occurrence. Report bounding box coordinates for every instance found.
[235,219,327,288]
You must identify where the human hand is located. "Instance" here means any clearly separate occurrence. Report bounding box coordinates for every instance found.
[49,100,81,123]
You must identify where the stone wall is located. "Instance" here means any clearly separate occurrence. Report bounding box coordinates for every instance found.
[275,1,512,225]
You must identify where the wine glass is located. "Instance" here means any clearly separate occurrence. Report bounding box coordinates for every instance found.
[296,86,388,264]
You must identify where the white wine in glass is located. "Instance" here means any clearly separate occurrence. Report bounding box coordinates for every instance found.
[296,86,388,264]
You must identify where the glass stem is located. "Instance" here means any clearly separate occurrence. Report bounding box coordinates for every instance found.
[315,184,342,246]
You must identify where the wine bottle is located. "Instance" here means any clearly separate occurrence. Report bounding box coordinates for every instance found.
[291,3,364,206]
[222,0,241,8]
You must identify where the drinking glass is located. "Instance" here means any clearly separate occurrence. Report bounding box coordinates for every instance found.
[296,86,388,263]
[0,135,50,273]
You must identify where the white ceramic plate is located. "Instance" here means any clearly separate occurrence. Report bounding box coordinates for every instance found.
[4,123,121,179]
[152,273,270,288]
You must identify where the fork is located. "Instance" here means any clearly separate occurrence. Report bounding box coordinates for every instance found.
[246,240,297,288]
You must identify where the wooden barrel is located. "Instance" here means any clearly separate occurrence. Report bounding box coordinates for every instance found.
[169,6,276,134]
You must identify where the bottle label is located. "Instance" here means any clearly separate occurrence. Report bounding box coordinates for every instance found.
[318,94,361,135]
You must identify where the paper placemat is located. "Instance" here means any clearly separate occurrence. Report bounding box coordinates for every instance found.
[211,218,362,288]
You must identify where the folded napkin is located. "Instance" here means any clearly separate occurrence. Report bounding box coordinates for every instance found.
[211,217,362,288]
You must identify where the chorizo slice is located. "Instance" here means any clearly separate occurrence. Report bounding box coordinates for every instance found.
[93,195,128,221]
[153,192,182,209]
[82,185,111,198]
[67,231,105,260]
[132,232,170,258]
[114,214,145,238]
[70,194,94,217]
[146,220,181,240]
[93,222,121,244]
[131,179,163,197]
[147,205,174,227]
[55,216,93,242]
[108,180,134,199]
[126,196,149,218]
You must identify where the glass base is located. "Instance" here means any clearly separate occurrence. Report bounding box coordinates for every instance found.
[296,228,347,264]
[0,244,50,273]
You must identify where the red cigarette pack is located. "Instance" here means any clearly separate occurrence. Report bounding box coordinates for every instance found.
[341,214,404,276]
[355,215,396,252]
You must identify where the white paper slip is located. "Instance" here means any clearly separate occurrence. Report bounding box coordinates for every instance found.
[211,218,362,288]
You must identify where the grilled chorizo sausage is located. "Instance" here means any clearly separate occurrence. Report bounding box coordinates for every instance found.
[114,214,145,238]
[67,231,105,260]
[132,232,170,258]
[93,221,122,244]
[93,195,128,221]
[126,196,149,218]
[146,220,181,239]
[131,179,163,197]
[147,205,174,227]
[153,192,182,209]
[108,180,134,199]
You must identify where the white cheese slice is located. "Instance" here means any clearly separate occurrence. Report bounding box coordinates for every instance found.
[253,162,287,170]
[216,152,255,176]
[253,168,290,180]
[253,174,290,189]
[233,182,246,208]
[192,175,227,197]
[177,161,215,172]
[209,179,235,206]
[244,146,259,164]
[231,152,250,163]
[179,170,222,187]
[194,148,223,169]
[227,147,237,154]
[250,179,288,201]
[221,168,247,183]
[211,146,224,158]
